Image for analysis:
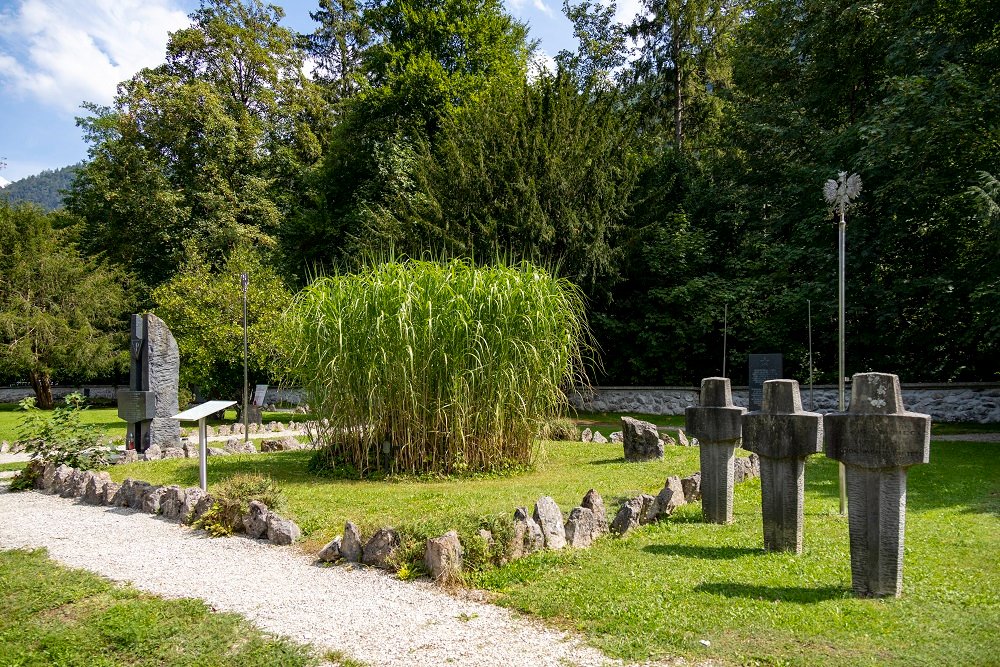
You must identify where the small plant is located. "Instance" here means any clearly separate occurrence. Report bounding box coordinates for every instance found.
[8,459,43,491]
[194,473,286,537]
[15,392,109,469]
[540,417,580,441]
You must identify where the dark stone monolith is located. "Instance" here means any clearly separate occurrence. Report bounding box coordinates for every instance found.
[742,379,823,553]
[117,313,180,453]
[686,377,746,524]
[824,373,930,598]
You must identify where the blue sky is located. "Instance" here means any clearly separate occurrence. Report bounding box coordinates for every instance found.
[0,0,640,184]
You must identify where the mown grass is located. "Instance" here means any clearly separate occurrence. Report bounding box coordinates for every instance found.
[0,548,321,666]
[107,437,999,666]
[0,405,308,444]
[110,440,705,551]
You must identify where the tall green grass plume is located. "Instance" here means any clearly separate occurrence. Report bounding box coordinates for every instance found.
[284,258,590,477]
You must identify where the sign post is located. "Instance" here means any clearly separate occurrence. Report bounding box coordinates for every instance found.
[171,400,236,491]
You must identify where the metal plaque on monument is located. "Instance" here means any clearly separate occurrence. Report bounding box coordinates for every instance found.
[117,313,180,453]
[748,353,783,412]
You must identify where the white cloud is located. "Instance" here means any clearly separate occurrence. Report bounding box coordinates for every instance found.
[0,176,10,188]
[532,0,555,17]
[611,0,644,24]
[0,0,191,114]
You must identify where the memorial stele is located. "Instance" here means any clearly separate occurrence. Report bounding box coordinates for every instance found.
[117,313,180,453]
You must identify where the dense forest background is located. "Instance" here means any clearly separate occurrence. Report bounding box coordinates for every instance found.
[1,164,80,210]
[4,0,998,394]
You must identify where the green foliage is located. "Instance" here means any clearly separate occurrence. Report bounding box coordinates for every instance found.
[285,259,589,477]
[540,418,580,442]
[286,0,532,277]
[152,243,292,401]
[0,164,80,211]
[0,548,318,666]
[194,472,286,537]
[67,0,330,290]
[377,72,639,296]
[0,201,127,407]
[15,393,109,469]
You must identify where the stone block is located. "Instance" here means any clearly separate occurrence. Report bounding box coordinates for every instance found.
[686,377,746,524]
[565,506,596,548]
[621,417,664,462]
[533,496,566,549]
[243,500,270,538]
[362,528,400,567]
[425,531,463,582]
[341,521,363,562]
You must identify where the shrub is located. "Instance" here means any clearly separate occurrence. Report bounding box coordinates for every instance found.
[194,473,285,537]
[540,418,580,441]
[16,392,110,469]
[285,259,590,477]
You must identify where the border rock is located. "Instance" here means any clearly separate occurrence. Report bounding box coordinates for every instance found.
[244,500,271,538]
[362,528,400,568]
[266,514,301,545]
[533,496,567,550]
[425,531,463,582]
[341,521,363,562]
[565,507,596,548]
[318,536,343,562]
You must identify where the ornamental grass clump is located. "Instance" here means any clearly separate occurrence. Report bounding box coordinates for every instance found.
[285,259,589,477]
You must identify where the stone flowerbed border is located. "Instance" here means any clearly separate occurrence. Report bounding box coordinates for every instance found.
[315,441,762,584]
[22,461,302,546]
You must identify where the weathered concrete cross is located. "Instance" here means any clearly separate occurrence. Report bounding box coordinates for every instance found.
[824,373,930,597]
[742,379,823,553]
[686,377,746,524]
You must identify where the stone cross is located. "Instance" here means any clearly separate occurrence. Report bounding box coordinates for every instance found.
[824,373,930,598]
[117,313,180,453]
[685,377,746,524]
[742,379,823,553]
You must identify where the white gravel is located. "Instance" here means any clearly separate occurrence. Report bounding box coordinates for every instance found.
[0,487,644,667]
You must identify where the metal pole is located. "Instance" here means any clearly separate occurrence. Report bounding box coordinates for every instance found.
[199,417,208,492]
[808,299,814,412]
[837,209,847,515]
[722,303,728,377]
[241,273,249,443]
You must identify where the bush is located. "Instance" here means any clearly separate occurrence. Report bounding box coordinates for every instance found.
[540,418,580,441]
[15,392,110,469]
[194,473,285,537]
[285,258,590,477]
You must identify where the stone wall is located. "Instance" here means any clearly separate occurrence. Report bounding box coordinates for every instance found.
[5,382,998,423]
[569,384,1000,424]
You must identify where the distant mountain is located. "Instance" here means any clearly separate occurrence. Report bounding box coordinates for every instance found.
[1,164,81,211]
[0,176,10,188]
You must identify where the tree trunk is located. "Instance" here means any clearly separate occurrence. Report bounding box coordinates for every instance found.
[29,369,54,409]
[672,25,684,150]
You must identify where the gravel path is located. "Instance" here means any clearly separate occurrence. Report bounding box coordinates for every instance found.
[0,487,650,667]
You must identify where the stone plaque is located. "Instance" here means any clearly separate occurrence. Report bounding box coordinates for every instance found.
[748,353,783,411]
[117,390,156,423]
[253,384,268,407]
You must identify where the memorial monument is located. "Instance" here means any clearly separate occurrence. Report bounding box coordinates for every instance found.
[748,353,783,411]
[742,379,823,553]
[686,377,746,524]
[117,314,180,453]
[824,373,930,597]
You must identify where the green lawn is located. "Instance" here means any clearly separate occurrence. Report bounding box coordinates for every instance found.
[0,548,324,666]
[0,405,309,444]
[104,437,998,666]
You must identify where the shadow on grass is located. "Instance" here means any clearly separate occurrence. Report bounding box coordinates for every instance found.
[589,457,626,466]
[694,581,848,603]
[642,544,761,559]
